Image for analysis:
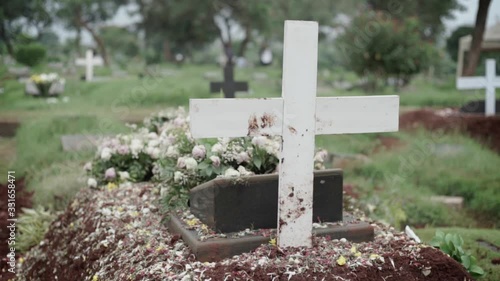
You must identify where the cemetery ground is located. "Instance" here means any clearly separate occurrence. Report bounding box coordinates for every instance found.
[0,63,499,280]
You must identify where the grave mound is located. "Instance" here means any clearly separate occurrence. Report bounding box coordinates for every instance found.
[17,183,474,280]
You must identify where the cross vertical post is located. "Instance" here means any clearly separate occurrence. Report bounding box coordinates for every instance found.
[86,50,94,82]
[277,21,318,247]
[486,60,496,115]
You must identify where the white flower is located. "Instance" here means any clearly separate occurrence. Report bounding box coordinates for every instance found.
[105,168,116,180]
[192,145,206,159]
[177,157,186,168]
[87,178,97,188]
[166,146,179,157]
[236,152,250,164]
[314,150,328,162]
[130,139,143,155]
[252,136,268,147]
[146,146,161,159]
[224,167,240,177]
[100,147,112,160]
[174,171,184,183]
[184,157,198,170]
[210,155,221,167]
[118,171,130,180]
[211,143,224,154]
[148,139,160,147]
[237,166,253,176]
[83,162,92,171]
[173,117,186,127]
[147,132,158,139]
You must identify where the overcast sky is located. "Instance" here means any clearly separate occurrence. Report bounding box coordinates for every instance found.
[57,0,500,44]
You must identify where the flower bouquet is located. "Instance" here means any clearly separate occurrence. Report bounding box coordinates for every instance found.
[29,73,65,96]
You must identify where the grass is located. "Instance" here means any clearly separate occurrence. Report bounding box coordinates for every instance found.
[10,115,128,210]
[317,130,500,228]
[417,227,500,281]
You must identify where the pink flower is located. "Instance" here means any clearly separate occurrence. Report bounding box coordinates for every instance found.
[177,157,186,168]
[210,155,221,167]
[105,167,116,180]
[192,145,206,159]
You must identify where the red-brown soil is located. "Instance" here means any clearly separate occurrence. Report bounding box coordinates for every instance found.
[400,108,500,153]
[0,178,32,281]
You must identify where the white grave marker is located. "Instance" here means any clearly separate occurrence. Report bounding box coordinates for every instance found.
[457,59,500,116]
[189,21,399,248]
[75,49,104,81]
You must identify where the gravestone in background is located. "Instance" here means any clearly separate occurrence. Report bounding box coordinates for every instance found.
[75,49,104,82]
[190,169,343,233]
[209,64,248,98]
[60,135,102,152]
[457,59,500,116]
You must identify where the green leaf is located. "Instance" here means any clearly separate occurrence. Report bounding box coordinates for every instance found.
[253,157,262,169]
[461,255,471,269]
[197,162,209,170]
[468,265,485,277]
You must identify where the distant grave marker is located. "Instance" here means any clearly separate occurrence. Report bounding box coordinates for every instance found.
[75,49,104,82]
[190,21,399,248]
[457,59,500,116]
[209,65,248,98]
[60,134,102,152]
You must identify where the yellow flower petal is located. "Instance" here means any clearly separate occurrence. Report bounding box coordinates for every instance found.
[336,255,347,266]
[350,246,357,254]
[92,275,99,281]
[269,238,277,246]
[369,254,379,260]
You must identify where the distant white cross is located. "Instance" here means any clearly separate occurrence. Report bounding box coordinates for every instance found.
[189,21,399,248]
[457,59,500,116]
[75,49,104,81]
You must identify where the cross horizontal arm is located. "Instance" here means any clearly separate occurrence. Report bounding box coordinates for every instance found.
[190,95,399,138]
[457,77,488,89]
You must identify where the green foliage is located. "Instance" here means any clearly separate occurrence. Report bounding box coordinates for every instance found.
[430,231,485,278]
[101,26,140,63]
[17,207,55,253]
[418,227,500,281]
[14,44,47,67]
[337,12,435,86]
[403,200,449,227]
[446,25,474,62]
[368,0,463,40]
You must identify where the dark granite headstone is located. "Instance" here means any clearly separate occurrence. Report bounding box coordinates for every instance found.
[210,65,248,98]
[190,169,343,233]
[460,99,500,115]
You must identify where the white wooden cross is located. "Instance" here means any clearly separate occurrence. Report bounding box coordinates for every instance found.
[75,49,104,81]
[457,59,500,116]
[189,21,399,248]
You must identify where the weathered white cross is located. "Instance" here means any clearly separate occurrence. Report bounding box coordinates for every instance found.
[75,49,104,82]
[189,21,399,248]
[457,59,500,116]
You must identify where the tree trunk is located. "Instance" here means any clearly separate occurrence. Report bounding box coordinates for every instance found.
[163,39,172,62]
[75,11,110,66]
[463,0,491,76]
[0,23,14,56]
[237,26,251,57]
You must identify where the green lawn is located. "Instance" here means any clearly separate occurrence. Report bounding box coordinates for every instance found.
[417,228,500,281]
